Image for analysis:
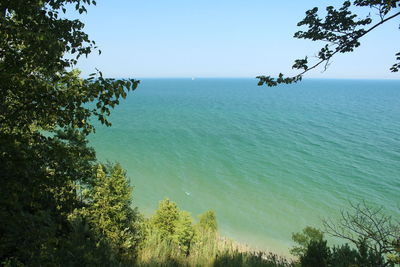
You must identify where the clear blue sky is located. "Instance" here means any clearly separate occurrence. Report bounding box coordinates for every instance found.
[74,0,400,79]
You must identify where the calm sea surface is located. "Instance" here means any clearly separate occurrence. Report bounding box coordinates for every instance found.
[90,78,400,254]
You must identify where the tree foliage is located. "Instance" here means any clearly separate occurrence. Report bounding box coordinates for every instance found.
[197,210,218,234]
[293,203,400,266]
[151,198,181,239]
[257,0,400,86]
[76,164,143,262]
[299,238,386,267]
[0,0,139,133]
[0,0,140,265]
[300,239,331,267]
[323,202,400,265]
[149,199,195,256]
[290,226,324,257]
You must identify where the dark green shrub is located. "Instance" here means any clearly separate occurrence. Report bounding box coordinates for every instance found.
[300,240,331,267]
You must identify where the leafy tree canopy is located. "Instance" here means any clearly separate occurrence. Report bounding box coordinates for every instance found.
[290,226,324,257]
[0,0,138,134]
[197,210,218,234]
[0,0,140,264]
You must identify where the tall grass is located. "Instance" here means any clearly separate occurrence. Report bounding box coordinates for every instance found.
[136,231,294,267]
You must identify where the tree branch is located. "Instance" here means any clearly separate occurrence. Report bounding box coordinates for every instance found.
[296,10,400,78]
[258,7,400,86]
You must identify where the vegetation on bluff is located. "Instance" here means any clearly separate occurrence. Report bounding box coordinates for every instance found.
[1,0,137,265]
[290,204,400,267]
[137,199,293,267]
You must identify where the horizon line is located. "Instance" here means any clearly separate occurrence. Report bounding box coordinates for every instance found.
[105,76,400,81]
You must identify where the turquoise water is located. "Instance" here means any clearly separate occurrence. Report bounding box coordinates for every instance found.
[90,78,400,255]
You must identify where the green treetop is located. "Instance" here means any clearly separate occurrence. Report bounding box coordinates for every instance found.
[197,210,218,234]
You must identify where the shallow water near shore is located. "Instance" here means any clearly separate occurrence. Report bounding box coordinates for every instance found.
[90,78,400,255]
